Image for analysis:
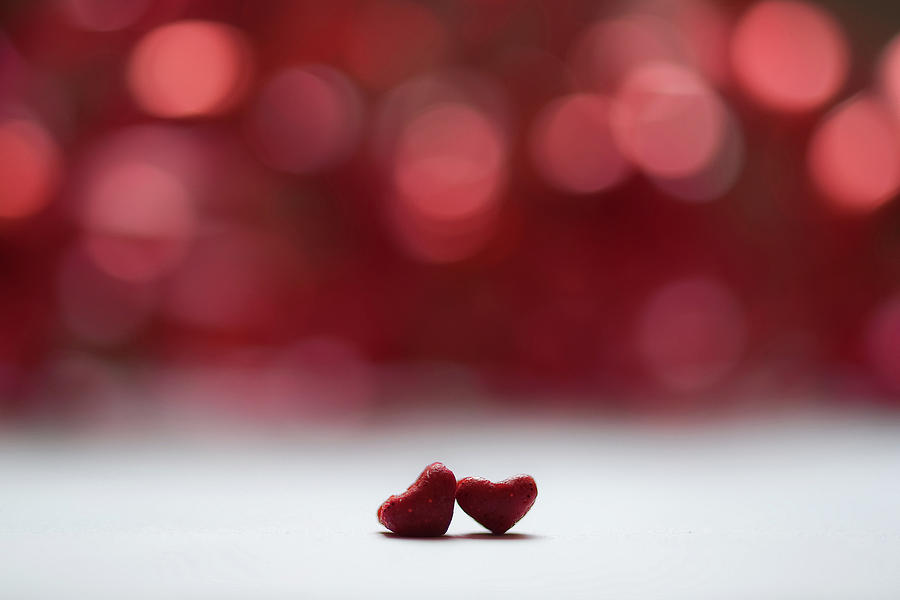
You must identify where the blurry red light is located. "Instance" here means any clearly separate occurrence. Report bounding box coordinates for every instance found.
[0,0,898,417]
[248,66,363,175]
[730,1,848,113]
[127,20,252,119]
[530,93,632,195]
[386,196,501,264]
[569,15,686,92]
[81,161,196,282]
[79,125,207,187]
[387,102,507,263]
[371,71,507,171]
[651,109,745,202]
[670,0,733,86]
[610,62,727,178]
[393,103,505,221]
[807,95,900,214]
[637,277,746,393]
[878,33,900,124]
[0,118,61,220]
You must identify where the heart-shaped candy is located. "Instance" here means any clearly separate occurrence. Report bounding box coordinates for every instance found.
[377,462,457,536]
[455,474,537,535]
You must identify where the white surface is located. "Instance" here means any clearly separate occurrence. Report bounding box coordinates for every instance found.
[2,417,900,599]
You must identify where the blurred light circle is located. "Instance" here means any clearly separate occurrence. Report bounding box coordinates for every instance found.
[81,161,196,282]
[865,294,900,393]
[0,118,62,219]
[387,196,501,264]
[651,108,745,202]
[248,66,363,174]
[669,0,733,86]
[730,1,848,113]
[530,93,632,194]
[393,102,506,221]
[807,96,900,213]
[877,34,900,123]
[637,277,746,392]
[127,20,252,119]
[371,74,509,263]
[58,248,156,345]
[610,62,727,178]
[81,125,207,194]
[371,71,508,172]
[569,15,686,92]
[62,0,149,31]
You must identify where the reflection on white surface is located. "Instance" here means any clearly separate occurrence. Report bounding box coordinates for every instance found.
[2,417,900,599]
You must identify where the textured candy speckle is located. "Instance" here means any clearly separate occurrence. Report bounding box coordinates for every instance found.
[455,475,537,535]
[377,462,456,536]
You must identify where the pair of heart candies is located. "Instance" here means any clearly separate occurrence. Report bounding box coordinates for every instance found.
[377,462,537,536]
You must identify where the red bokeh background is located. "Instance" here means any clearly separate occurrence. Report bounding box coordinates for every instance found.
[1,0,900,425]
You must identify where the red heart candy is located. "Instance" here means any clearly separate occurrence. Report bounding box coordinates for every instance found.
[455,475,537,535]
[377,462,457,536]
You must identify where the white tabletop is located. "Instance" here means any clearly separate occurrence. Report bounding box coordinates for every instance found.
[3,416,900,599]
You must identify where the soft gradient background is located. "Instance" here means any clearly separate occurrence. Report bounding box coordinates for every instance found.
[0,0,899,426]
